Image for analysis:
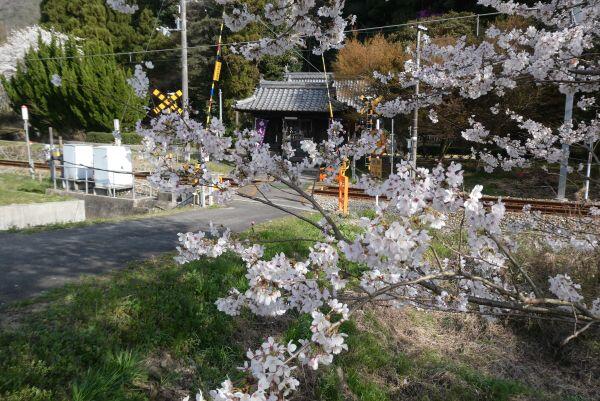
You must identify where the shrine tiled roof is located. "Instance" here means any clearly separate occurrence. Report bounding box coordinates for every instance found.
[234,79,348,113]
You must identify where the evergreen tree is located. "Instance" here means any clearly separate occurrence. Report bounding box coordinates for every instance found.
[1,36,146,133]
[40,0,174,53]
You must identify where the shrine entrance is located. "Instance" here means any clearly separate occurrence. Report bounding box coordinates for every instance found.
[283,117,313,155]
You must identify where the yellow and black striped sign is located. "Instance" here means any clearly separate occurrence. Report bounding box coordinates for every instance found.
[213,61,222,82]
[152,89,183,115]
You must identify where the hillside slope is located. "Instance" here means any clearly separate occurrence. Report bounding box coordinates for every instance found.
[0,0,42,117]
[0,0,41,41]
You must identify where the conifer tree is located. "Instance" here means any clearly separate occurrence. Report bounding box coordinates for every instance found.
[40,0,174,53]
[1,36,146,133]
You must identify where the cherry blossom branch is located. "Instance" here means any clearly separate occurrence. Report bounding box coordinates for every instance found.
[274,174,349,243]
[561,321,596,346]
[236,191,321,231]
[487,232,543,298]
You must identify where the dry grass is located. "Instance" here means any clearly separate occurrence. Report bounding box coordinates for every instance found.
[346,306,599,401]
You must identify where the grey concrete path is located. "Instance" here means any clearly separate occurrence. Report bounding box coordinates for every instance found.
[0,197,311,306]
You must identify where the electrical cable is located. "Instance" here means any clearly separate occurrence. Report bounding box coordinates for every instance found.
[0,11,509,63]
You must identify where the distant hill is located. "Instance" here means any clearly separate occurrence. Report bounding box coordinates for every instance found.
[0,0,42,42]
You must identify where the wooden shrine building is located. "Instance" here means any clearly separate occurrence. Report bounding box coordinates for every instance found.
[234,72,363,153]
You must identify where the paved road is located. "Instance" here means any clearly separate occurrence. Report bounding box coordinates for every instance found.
[0,197,312,306]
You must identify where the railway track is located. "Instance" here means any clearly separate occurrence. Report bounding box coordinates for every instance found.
[0,159,269,185]
[1,158,595,215]
[0,159,150,178]
[312,185,597,216]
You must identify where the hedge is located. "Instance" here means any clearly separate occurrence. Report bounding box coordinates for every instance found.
[86,131,143,145]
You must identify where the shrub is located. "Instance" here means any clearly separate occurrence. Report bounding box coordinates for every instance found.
[85,132,142,145]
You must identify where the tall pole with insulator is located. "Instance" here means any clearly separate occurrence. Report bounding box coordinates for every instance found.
[207,14,225,125]
[181,0,189,118]
[411,25,427,176]
[556,6,582,200]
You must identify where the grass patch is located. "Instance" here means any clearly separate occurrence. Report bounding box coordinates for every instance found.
[207,161,234,176]
[0,253,248,400]
[0,140,45,151]
[0,172,68,206]
[460,162,599,199]
[1,217,594,401]
[462,167,521,196]
[0,217,321,401]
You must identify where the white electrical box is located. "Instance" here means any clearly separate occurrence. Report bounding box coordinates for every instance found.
[63,144,94,180]
[93,145,133,188]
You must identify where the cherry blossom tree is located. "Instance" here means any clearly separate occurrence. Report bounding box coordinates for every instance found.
[112,1,600,400]
[375,0,600,176]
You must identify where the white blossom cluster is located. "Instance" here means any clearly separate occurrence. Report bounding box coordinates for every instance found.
[137,113,232,195]
[127,64,150,98]
[168,125,599,399]
[549,274,584,303]
[217,0,354,58]
[460,108,600,172]
[158,121,599,401]
[50,74,62,87]
[371,0,600,173]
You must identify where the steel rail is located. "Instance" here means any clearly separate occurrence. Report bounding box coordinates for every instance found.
[312,185,597,216]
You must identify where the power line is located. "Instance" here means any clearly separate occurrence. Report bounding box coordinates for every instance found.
[347,11,504,34]
[0,38,264,63]
[0,11,508,64]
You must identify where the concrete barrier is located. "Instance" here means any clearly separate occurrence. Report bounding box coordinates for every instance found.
[0,200,85,230]
[47,190,160,219]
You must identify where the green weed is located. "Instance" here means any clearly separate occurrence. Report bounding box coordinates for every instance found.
[0,172,67,206]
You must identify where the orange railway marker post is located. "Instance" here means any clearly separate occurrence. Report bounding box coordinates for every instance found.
[337,160,349,215]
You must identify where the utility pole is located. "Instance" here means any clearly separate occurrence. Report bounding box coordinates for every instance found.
[556,7,582,200]
[557,91,574,200]
[410,25,427,176]
[390,118,395,175]
[206,16,225,125]
[21,105,35,179]
[584,140,594,200]
[219,88,223,122]
[180,0,189,117]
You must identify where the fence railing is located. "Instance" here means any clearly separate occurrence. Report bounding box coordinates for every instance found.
[56,160,141,199]
[56,160,218,207]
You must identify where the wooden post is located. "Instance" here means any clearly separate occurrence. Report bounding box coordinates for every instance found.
[342,176,348,214]
[49,127,56,188]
